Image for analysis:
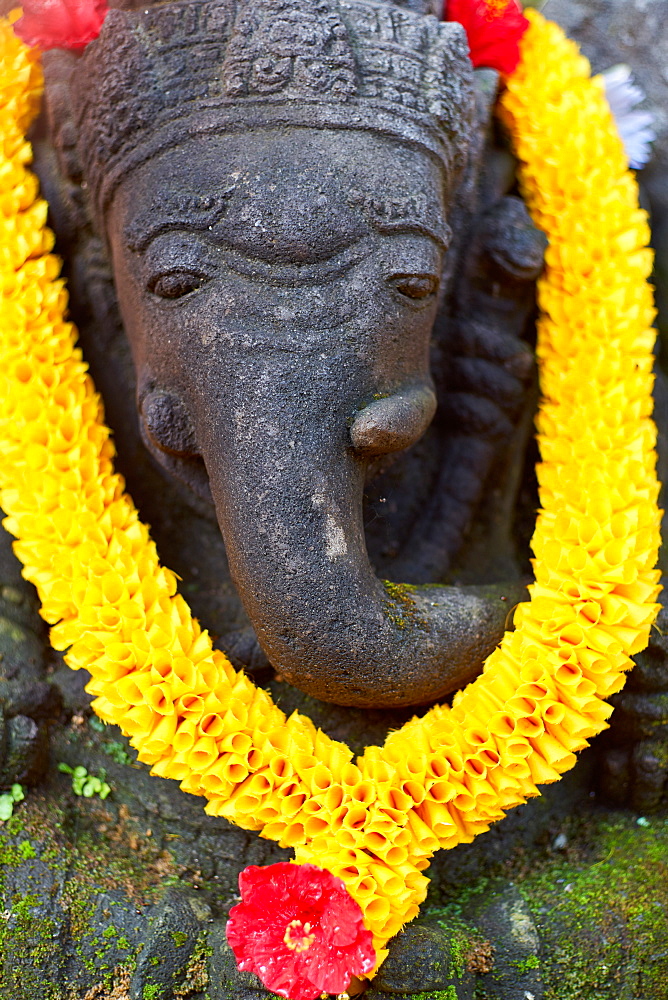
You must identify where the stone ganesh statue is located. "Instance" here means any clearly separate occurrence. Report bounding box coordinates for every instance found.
[36,0,545,708]
[1,0,668,998]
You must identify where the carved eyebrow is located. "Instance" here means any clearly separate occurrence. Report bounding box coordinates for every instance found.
[368,218,453,252]
[346,192,452,251]
[125,191,234,253]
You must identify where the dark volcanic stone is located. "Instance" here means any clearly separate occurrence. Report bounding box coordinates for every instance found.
[129,886,212,1000]
[208,923,269,999]
[463,884,542,1000]
[371,916,476,996]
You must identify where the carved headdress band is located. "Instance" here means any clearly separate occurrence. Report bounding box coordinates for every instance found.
[69,0,475,217]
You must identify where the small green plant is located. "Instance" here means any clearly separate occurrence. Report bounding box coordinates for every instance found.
[0,783,24,821]
[88,715,133,765]
[101,740,132,766]
[58,763,111,799]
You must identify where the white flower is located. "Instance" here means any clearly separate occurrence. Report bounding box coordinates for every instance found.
[602,64,656,169]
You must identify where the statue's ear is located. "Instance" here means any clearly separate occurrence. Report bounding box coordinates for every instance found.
[473,67,500,131]
[32,49,95,249]
[42,50,83,183]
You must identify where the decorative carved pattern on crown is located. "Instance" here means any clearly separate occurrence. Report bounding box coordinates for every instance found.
[220,0,357,98]
[338,0,430,110]
[72,0,475,217]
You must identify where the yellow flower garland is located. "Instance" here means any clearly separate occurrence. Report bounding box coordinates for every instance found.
[0,8,661,968]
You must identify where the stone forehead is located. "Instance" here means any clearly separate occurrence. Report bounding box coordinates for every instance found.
[73,0,475,216]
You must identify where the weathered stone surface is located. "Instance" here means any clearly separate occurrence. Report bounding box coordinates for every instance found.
[0,749,667,998]
[0,715,49,788]
[208,923,271,998]
[0,835,68,999]
[372,917,477,995]
[129,887,212,1000]
[463,884,542,1000]
[64,889,146,998]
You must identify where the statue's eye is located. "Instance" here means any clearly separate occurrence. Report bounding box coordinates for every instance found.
[149,271,208,299]
[390,274,438,300]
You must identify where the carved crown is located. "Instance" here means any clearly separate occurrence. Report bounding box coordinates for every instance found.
[72,0,475,216]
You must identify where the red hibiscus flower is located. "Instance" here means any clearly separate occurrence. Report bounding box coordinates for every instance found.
[445,0,530,76]
[13,0,108,51]
[226,862,376,1000]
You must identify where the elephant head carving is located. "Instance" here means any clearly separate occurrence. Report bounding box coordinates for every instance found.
[36,0,546,708]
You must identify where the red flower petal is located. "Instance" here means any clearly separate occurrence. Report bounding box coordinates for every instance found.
[227,862,376,1000]
[319,888,362,946]
[445,0,529,76]
[13,0,108,51]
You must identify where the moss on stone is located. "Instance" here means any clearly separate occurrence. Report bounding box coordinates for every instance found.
[382,581,426,631]
[408,988,459,1000]
[519,813,668,1000]
[515,813,668,999]
[0,785,185,998]
[142,985,164,1000]
[428,808,668,1000]
[427,907,492,979]
[510,954,540,974]
[175,930,211,995]
[448,930,467,979]
[0,891,62,999]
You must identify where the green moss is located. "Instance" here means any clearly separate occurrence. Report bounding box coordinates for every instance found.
[100,740,132,766]
[383,581,417,600]
[410,989,458,1000]
[142,985,164,1000]
[447,928,473,980]
[0,837,33,867]
[0,789,181,998]
[171,930,188,947]
[430,812,668,1000]
[16,840,36,860]
[428,907,490,981]
[0,891,62,999]
[382,581,426,631]
[511,954,540,974]
[178,931,212,994]
[61,881,100,942]
[62,810,180,909]
[517,813,668,1000]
